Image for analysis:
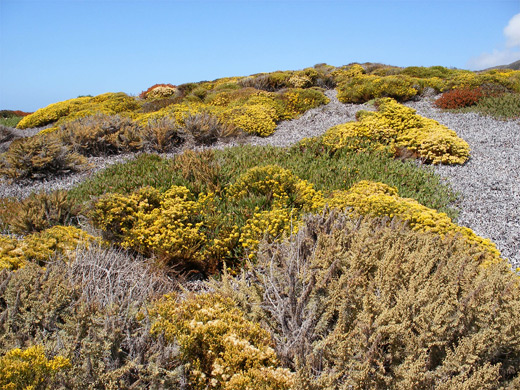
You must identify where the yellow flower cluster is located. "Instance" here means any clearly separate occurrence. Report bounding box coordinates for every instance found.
[17,92,140,130]
[322,98,470,164]
[279,88,330,120]
[337,74,418,103]
[123,187,212,262]
[228,165,324,257]
[0,226,98,271]
[223,101,279,136]
[145,85,177,99]
[288,74,312,88]
[0,235,24,271]
[330,63,365,84]
[327,180,501,263]
[136,101,209,126]
[227,165,324,210]
[150,293,294,390]
[0,345,70,390]
[92,166,326,266]
[239,207,299,259]
[93,186,215,263]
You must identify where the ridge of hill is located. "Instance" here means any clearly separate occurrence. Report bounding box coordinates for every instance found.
[484,58,520,71]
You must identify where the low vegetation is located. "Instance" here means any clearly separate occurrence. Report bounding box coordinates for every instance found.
[0,110,31,128]
[214,212,520,389]
[1,63,519,389]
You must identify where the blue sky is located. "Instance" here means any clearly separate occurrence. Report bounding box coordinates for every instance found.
[1,0,519,112]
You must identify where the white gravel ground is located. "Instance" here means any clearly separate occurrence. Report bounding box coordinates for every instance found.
[405,99,520,269]
[1,90,518,268]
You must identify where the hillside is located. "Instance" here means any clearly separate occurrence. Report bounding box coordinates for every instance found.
[485,58,520,71]
[1,63,520,389]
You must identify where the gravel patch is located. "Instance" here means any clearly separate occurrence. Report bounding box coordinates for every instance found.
[0,153,138,200]
[404,99,520,269]
[2,91,518,268]
[243,89,373,147]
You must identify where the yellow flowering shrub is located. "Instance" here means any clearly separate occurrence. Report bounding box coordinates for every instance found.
[227,165,324,211]
[327,180,501,263]
[145,85,177,99]
[337,74,419,103]
[239,207,299,259]
[227,165,324,258]
[221,102,278,136]
[16,96,91,129]
[0,226,97,271]
[17,93,140,129]
[478,69,520,92]
[279,88,330,120]
[122,187,211,264]
[330,63,365,84]
[21,225,99,265]
[321,98,470,164]
[0,235,25,271]
[288,74,312,88]
[135,101,210,126]
[92,186,223,272]
[0,345,70,390]
[150,293,294,390]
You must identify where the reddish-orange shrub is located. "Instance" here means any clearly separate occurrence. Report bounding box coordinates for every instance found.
[434,87,483,109]
[0,110,32,118]
[139,83,176,99]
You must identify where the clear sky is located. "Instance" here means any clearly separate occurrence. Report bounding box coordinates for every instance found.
[1,0,519,112]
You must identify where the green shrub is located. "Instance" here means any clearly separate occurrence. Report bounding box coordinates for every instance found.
[0,134,89,180]
[67,153,178,203]
[401,65,457,79]
[473,92,520,120]
[0,116,23,128]
[219,212,520,389]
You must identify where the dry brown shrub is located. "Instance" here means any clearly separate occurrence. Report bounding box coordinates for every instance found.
[6,190,79,234]
[0,125,16,143]
[171,149,223,193]
[0,247,183,388]
[140,96,182,113]
[0,134,88,180]
[182,112,238,145]
[70,243,175,308]
[215,211,520,389]
[58,114,143,156]
[140,117,185,152]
